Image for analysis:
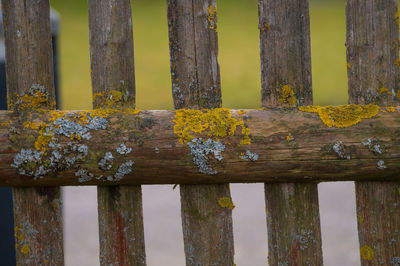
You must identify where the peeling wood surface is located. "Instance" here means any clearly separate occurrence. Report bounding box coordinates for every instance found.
[88,0,146,265]
[346,1,400,264]
[0,109,400,186]
[167,0,234,265]
[258,0,323,264]
[2,0,64,264]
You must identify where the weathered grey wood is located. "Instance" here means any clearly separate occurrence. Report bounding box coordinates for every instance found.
[346,0,400,264]
[1,108,399,185]
[2,0,64,264]
[258,0,323,264]
[88,0,146,265]
[89,0,135,109]
[258,0,312,108]
[265,184,322,265]
[346,0,400,106]
[167,1,234,264]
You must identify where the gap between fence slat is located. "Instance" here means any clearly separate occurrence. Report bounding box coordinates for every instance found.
[167,0,235,264]
[87,0,146,265]
[258,0,323,264]
[346,0,400,265]
[2,0,64,264]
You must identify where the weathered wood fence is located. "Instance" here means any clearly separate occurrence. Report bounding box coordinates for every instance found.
[1,0,399,265]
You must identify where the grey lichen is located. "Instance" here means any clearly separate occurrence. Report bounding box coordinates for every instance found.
[240,150,259,161]
[377,160,386,170]
[75,169,94,183]
[98,152,114,170]
[187,138,225,175]
[362,138,384,155]
[333,141,350,160]
[116,143,132,155]
[52,115,107,140]
[11,149,44,178]
[295,230,316,251]
[107,160,134,181]
[391,257,400,266]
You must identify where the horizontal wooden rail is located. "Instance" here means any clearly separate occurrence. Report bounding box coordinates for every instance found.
[1,107,400,186]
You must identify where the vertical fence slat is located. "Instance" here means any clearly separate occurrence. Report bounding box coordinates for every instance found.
[346,0,400,264]
[88,1,146,265]
[258,0,323,265]
[167,1,234,265]
[2,0,64,264]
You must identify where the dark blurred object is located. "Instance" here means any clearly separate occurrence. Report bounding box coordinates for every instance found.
[0,6,60,265]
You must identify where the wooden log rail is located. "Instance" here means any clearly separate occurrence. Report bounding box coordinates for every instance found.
[0,105,400,186]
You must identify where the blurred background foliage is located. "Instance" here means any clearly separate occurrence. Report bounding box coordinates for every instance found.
[50,0,350,110]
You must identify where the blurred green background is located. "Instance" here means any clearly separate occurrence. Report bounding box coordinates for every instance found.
[50,0,350,111]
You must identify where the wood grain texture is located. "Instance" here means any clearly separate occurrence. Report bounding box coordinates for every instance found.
[258,0,312,107]
[0,109,399,184]
[346,0,400,105]
[89,0,135,109]
[88,0,146,265]
[2,0,64,264]
[167,0,234,265]
[258,0,323,264]
[346,1,400,264]
[265,183,322,265]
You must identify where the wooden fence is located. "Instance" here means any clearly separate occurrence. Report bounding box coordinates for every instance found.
[0,0,399,265]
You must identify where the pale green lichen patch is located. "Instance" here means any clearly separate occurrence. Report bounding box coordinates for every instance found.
[298,104,381,128]
[239,150,258,161]
[377,160,386,170]
[187,138,224,175]
[333,141,351,160]
[362,138,384,155]
[218,197,235,210]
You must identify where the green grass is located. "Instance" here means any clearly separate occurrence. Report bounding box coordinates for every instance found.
[50,0,351,110]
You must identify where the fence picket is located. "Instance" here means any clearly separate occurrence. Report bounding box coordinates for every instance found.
[88,0,146,265]
[346,0,400,264]
[2,0,64,264]
[258,0,323,264]
[167,0,234,265]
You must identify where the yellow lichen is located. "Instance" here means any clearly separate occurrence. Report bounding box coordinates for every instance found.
[279,85,296,107]
[360,245,374,261]
[396,58,400,67]
[238,110,247,115]
[93,89,123,109]
[358,215,364,224]
[173,108,251,145]
[218,197,235,210]
[298,104,380,128]
[1,122,8,127]
[286,135,293,141]
[347,62,351,70]
[260,21,270,32]
[20,244,30,255]
[379,87,393,96]
[207,5,217,32]
[381,106,396,113]
[395,10,399,25]
[23,121,40,130]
